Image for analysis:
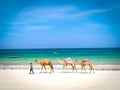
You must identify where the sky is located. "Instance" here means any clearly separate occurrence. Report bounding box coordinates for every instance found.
[0,0,120,49]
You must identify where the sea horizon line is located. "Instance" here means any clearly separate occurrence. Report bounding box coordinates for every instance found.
[0,47,120,50]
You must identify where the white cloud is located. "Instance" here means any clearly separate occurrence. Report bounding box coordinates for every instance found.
[11,25,54,31]
[75,22,108,29]
[27,26,54,31]
[9,6,111,25]
[23,25,54,31]
[6,32,22,37]
[72,8,111,17]
[7,6,111,34]
[14,6,76,24]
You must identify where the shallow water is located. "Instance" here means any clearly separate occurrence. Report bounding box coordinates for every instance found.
[0,48,120,65]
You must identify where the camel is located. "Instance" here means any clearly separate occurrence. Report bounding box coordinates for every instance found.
[34,59,54,73]
[56,58,77,72]
[75,59,94,73]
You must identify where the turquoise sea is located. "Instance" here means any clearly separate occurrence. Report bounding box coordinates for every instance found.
[0,48,120,65]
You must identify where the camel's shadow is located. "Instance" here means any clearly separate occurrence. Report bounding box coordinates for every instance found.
[33,71,92,74]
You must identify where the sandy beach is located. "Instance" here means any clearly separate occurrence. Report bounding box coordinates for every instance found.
[0,69,120,90]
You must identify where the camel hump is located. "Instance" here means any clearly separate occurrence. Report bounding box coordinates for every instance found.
[42,59,53,64]
[64,58,73,63]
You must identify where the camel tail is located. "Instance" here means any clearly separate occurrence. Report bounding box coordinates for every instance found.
[50,64,54,69]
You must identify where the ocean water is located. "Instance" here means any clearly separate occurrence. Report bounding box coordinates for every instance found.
[0,48,120,65]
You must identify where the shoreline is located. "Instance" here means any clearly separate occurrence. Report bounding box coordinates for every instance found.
[0,64,120,71]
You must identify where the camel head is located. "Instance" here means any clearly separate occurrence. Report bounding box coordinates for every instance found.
[74,59,82,65]
[34,59,38,63]
[34,59,42,64]
[74,59,79,63]
[55,58,61,61]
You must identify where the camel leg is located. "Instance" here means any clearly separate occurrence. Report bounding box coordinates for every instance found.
[72,64,77,73]
[90,66,92,74]
[90,68,92,74]
[50,68,54,73]
[93,67,94,74]
[83,66,87,72]
[89,65,94,74]
[43,66,47,73]
[74,64,77,73]
[81,66,83,72]
[50,68,53,73]
[83,66,85,70]
[51,68,54,73]
[41,66,43,73]
[50,65,53,73]
[71,64,75,73]
[62,65,65,72]
[91,65,94,74]
[89,63,94,74]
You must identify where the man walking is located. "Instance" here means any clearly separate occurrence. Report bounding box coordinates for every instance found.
[29,63,34,74]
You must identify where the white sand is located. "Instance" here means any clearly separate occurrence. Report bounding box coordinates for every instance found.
[0,69,120,90]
